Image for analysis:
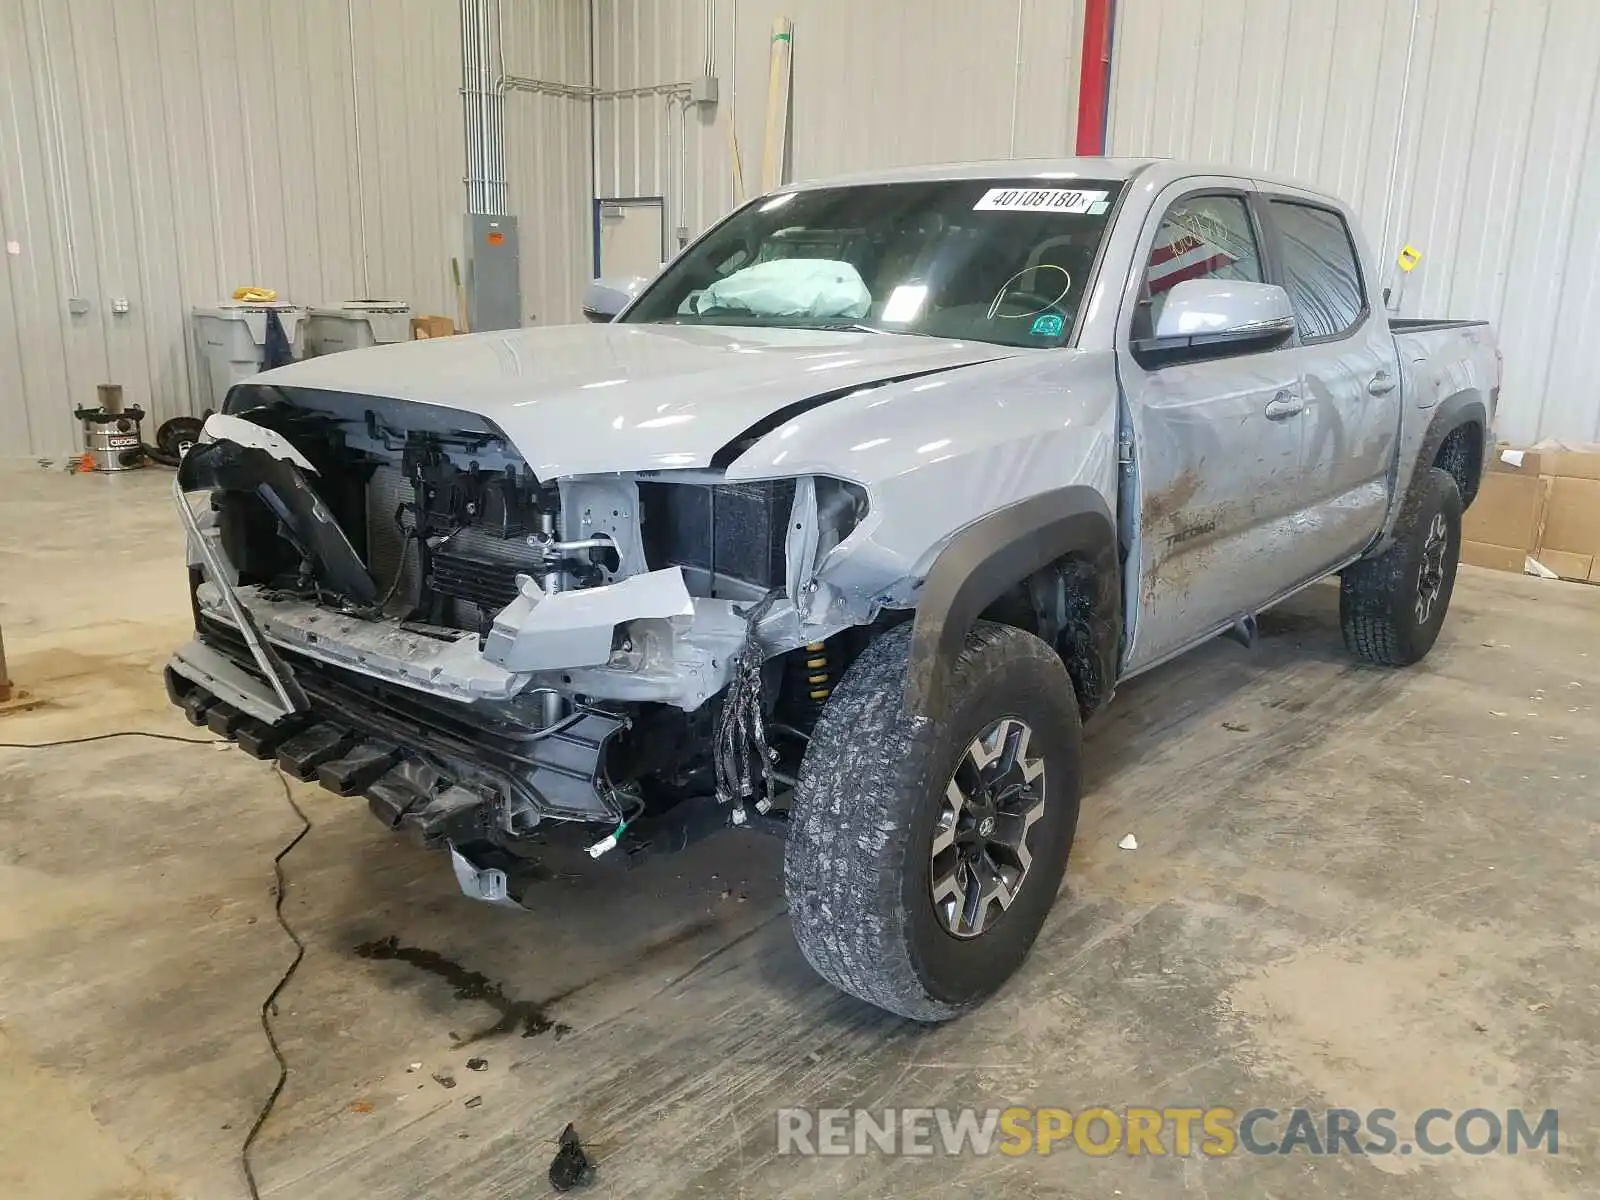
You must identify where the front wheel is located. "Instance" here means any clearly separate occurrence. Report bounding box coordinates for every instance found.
[1340,466,1463,666]
[783,621,1082,1021]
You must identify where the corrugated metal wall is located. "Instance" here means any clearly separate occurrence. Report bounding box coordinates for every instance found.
[502,0,594,325]
[593,0,1087,254]
[1107,0,1600,447]
[16,0,1593,453]
[0,0,468,461]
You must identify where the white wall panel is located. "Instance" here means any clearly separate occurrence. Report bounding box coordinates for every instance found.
[593,0,1088,260]
[0,0,466,461]
[1109,0,1600,447]
[502,0,595,325]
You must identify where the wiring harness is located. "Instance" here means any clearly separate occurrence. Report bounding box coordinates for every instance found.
[712,590,784,821]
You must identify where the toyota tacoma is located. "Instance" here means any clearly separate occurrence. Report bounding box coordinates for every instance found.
[166,159,1498,1020]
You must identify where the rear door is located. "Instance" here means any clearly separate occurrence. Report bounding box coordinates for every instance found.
[1259,193,1400,563]
[1116,182,1308,673]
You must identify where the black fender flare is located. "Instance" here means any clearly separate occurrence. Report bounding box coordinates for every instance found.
[902,486,1120,723]
[1400,390,1490,529]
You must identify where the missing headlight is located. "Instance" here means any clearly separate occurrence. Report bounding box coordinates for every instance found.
[639,477,796,598]
[637,475,868,600]
[815,476,869,555]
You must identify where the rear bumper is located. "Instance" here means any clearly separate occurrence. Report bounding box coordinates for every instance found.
[168,619,629,842]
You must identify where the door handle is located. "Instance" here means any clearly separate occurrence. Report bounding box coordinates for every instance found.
[1368,371,1397,396]
[1264,390,1304,420]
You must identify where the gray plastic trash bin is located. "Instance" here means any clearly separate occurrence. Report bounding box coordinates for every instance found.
[305,301,412,356]
[191,302,307,410]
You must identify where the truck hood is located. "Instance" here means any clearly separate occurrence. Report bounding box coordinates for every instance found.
[251,322,1023,478]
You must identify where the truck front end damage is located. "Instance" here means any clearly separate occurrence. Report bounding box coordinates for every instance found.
[167,386,874,902]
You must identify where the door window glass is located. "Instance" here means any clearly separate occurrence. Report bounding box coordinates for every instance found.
[1133,195,1264,340]
[1269,201,1366,340]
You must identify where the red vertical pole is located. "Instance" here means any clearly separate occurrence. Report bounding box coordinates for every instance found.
[1076,0,1116,156]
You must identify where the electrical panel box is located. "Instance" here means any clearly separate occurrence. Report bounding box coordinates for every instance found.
[464,213,522,332]
[690,76,719,106]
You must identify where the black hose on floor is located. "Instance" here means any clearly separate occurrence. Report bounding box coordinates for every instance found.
[0,730,218,749]
[242,773,310,1200]
[0,730,311,1200]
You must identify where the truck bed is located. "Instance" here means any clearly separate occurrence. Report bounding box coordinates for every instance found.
[1392,319,1497,416]
[1388,315,1500,521]
[1389,317,1492,334]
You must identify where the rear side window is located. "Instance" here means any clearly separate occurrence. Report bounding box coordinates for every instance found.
[1269,201,1366,340]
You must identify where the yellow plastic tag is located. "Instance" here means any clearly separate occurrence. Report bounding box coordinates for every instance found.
[1397,245,1422,273]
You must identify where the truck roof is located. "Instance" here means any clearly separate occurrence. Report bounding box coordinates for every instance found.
[786,157,1160,190]
[785,157,1327,201]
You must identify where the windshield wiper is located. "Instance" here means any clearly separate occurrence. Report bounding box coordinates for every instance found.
[647,316,930,337]
[806,322,941,337]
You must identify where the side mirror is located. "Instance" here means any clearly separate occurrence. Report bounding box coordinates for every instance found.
[581,275,652,323]
[1135,279,1295,364]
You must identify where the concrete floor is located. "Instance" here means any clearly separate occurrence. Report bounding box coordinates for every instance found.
[1,463,1596,1200]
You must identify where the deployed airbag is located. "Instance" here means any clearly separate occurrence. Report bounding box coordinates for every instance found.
[695,259,871,320]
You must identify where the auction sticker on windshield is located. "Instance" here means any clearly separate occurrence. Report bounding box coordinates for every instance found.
[974,188,1109,214]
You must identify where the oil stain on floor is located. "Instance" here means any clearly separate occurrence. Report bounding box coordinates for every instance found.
[353,936,573,1044]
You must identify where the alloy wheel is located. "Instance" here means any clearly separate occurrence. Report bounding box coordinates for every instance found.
[930,716,1048,939]
[1416,511,1450,625]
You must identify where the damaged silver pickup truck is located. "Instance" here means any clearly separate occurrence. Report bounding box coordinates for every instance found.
[168,159,1498,1020]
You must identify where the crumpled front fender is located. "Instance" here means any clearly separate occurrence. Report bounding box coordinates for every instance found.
[179,417,378,606]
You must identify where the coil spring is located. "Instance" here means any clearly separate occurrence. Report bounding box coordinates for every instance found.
[803,641,832,705]
[781,639,837,731]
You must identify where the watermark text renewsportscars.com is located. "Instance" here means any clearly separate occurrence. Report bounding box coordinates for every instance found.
[776,1106,1559,1158]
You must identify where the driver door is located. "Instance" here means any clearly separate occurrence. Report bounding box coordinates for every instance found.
[1117,185,1310,674]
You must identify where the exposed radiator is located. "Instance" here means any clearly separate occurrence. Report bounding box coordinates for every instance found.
[429,549,525,614]
[366,465,545,626]
[366,466,422,615]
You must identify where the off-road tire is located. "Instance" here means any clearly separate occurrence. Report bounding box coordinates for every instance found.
[1340,466,1463,666]
[784,621,1082,1021]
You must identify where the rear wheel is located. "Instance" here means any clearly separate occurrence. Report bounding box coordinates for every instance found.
[1340,466,1462,666]
[783,621,1081,1021]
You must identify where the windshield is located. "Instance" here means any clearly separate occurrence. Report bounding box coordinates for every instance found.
[622,178,1124,348]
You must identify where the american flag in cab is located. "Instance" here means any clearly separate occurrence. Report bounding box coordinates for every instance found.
[1144,208,1253,293]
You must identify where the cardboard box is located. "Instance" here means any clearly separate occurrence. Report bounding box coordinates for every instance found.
[410,315,455,339]
[1535,449,1600,481]
[1540,476,1600,556]
[1533,548,1594,581]
[1473,443,1600,578]
[1491,445,1544,476]
[1462,472,1550,555]
[1462,541,1527,573]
